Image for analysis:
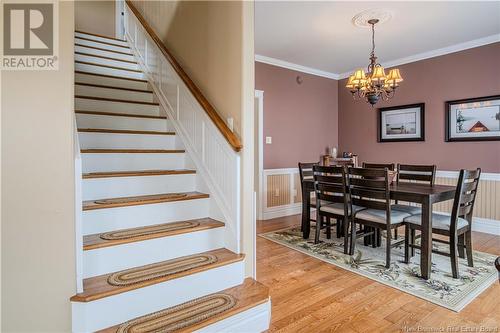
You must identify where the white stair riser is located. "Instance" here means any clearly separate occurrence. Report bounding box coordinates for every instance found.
[82,174,196,200]
[83,227,226,277]
[75,98,160,116]
[78,132,176,150]
[75,72,149,91]
[75,37,131,53]
[83,199,209,235]
[75,84,153,102]
[82,153,185,173]
[195,300,271,333]
[75,53,139,70]
[72,261,243,332]
[75,32,129,47]
[75,44,135,62]
[76,62,144,80]
[76,114,168,132]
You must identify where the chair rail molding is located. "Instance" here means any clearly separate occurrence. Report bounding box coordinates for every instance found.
[261,168,500,235]
[124,4,242,252]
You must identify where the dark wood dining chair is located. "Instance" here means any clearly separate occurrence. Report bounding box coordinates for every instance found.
[313,165,362,252]
[404,168,481,278]
[347,167,412,267]
[392,164,437,215]
[299,162,319,232]
[362,162,395,171]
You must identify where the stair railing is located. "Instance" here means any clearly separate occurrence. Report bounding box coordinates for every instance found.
[124,0,242,253]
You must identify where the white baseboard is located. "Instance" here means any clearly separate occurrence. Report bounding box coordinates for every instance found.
[263,203,302,220]
[472,217,500,235]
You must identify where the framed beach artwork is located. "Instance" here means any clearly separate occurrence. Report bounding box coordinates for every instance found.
[446,95,500,142]
[378,103,425,142]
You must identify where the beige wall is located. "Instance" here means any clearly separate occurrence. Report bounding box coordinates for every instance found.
[132,0,244,136]
[75,0,115,37]
[1,2,76,332]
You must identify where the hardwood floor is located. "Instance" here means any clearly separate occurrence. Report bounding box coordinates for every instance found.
[256,214,500,333]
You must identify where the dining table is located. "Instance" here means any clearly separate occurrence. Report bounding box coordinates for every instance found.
[301,179,456,280]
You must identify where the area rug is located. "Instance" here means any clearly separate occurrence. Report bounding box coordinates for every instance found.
[259,226,497,311]
[107,254,218,286]
[115,293,236,333]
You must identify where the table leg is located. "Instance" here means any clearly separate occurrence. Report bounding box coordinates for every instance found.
[420,198,433,280]
[302,186,311,239]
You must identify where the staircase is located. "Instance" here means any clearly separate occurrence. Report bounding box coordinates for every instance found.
[71,31,270,332]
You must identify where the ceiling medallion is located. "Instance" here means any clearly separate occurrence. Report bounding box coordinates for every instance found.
[352,9,393,28]
[346,17,403,106]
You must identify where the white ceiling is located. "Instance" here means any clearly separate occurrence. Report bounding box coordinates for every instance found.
[255,1,500,79]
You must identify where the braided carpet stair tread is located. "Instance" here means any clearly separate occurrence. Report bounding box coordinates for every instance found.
[71,248,244,302]
[107,253,218,286]
[83,218,225,251]
[83,191,209,210]
[97,278,269,333]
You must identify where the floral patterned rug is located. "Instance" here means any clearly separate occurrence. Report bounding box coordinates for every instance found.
[259,226,497,312]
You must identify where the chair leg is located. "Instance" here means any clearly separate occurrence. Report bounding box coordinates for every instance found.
[314,213,322,244]
[377,228,381,247]
[385,227,391,268]
[458,234,465,258]
[465,230,474,267]
[349,221,357,255]
[372,229,377,248]
[450,234,460,279]
[394,228,399,240]
[404,225,410,264]
[410,229,415,257]
[326,217,331,239]
[343,217,349,254]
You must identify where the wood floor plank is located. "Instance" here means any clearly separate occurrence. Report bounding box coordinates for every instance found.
[83,218,223,250]
[256,214,500,333]
[71,248,242,302]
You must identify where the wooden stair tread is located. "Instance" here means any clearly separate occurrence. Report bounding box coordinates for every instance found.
[75,70,147,82]
[71,248,239,302]
[83,218,223,250]
[75,95,159,106]
[75,30,127,42]
[75,82,152,93]
[75,110,166,119]
[75,60,142,73]
[75,36,130,49]
[78,128,175,135]
[75,43,133,56]
[97,278,269,333]
[81,148,185,154]
[75,51,137,64]
[82,191,208,210]
[83,169,196,179]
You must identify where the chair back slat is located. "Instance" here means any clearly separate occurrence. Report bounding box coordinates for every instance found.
[351,198,387,211]
[449,168,481,233]
[299,162,318,193]
[362,162,395,171]
[350,187,387,200]
[313,165,348,213]
[349,177,386,189]
[397,164,436,185]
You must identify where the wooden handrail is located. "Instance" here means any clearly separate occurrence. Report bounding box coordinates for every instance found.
[125,0,243,152]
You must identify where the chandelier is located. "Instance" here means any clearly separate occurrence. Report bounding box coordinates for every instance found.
[346,19,403,106]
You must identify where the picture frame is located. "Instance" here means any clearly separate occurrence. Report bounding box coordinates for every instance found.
[378,103,425,142]
[445,95,500,142]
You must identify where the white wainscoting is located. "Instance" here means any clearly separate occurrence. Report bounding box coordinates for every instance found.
[261,168,500,235]
[124,6,241,252]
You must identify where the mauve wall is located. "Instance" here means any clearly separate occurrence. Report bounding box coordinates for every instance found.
[338,43,500,173]
[255,62,338,169]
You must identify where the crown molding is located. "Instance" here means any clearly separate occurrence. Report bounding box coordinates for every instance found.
[256,34,500,81]
[338,34,500,79]
[254,54,340,80]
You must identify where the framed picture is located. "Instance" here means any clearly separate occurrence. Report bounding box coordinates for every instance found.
[378,103,425,142]
[446,95,500,142]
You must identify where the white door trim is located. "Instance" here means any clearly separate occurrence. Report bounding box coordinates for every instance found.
[255,90,264,221]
